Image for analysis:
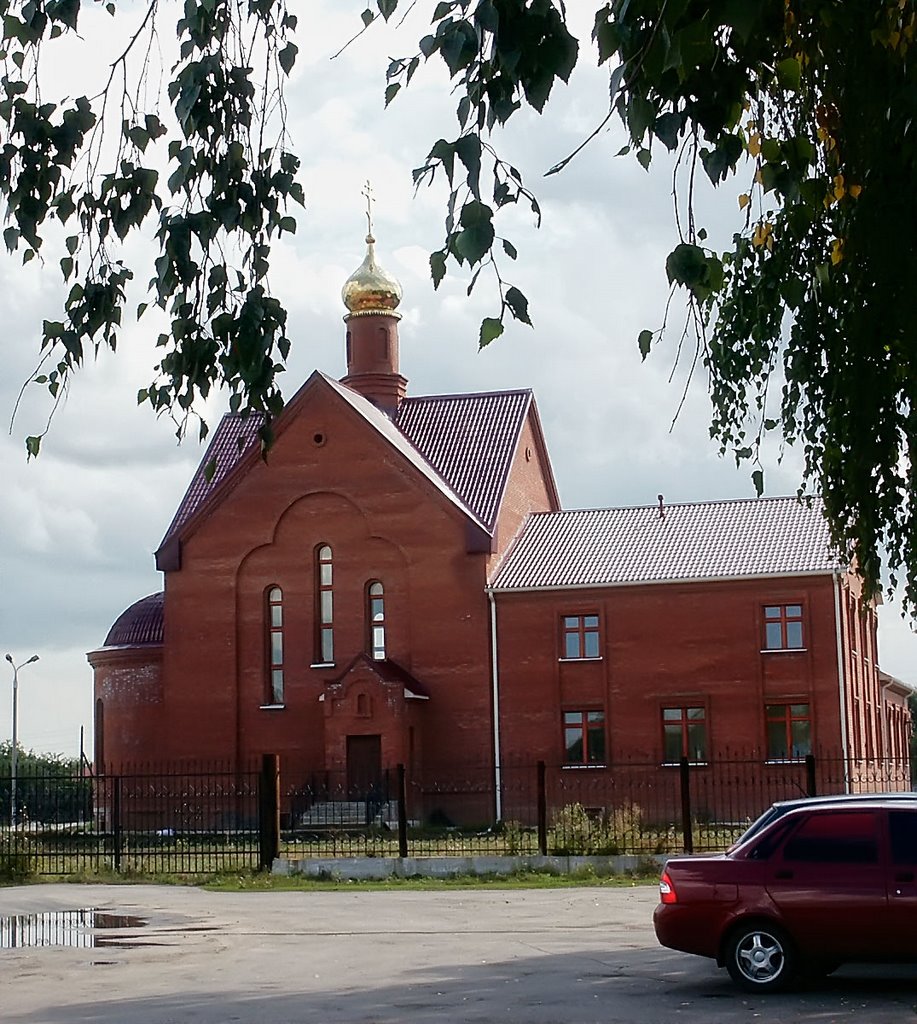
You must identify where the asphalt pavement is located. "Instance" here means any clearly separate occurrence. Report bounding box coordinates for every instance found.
[0,883,914,1023]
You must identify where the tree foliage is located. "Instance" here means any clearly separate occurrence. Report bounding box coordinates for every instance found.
[2,1,916,611]
[1,0,302,453]
[381,0,917,610]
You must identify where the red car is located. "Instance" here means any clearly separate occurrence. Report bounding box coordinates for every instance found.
[653,796,917,991]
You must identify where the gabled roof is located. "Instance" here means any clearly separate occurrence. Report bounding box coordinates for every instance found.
[327,652,431,700]
[158,412,264,553]
[321,375,487,532]
[157,374,543,557]
[396,389,536,531]
[490,496,843,591]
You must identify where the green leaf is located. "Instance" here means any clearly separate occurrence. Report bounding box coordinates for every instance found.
[430,249,447,289]
[454,201,494,264]
[25,435,41,459]
[665,243,707,287]
[502,238,517,260]
[504,286,531,326]
[479,316,504,348]
[361,8,375,27]
[637,329,653,360]
[775,57,801,92]
[384,82,401,107]
[454,133,481,197]
[278,42,298,76]
[751,468,764,495]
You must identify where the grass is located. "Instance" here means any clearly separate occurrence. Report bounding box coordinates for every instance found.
[200,866,661,892]
[1,864,660,891]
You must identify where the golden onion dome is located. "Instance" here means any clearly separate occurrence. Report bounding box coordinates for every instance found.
[341,233,403,317]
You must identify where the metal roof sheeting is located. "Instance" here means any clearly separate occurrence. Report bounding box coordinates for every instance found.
[397,390,532,530]
[158,412,264,549]
[103,592,164,646]
[490,497,843,590]
[159,377,534,550]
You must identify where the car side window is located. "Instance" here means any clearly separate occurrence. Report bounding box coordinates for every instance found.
[782,811,880,864]
[747,818,796,860]
[890,811,917,865]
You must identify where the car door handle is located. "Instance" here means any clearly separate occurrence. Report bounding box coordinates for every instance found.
[894,871,915,882]
[775,869,794,879]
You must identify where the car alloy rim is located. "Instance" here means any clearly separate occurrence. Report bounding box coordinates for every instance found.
[736,931,784,983]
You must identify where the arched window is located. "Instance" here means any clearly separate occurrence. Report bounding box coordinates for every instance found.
[367,581,385,660]
[316,545,334,664]
[267,586,284,704]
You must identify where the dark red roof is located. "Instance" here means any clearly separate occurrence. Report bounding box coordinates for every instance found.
[158,412,264,551]
[490,497,841,590]
[104,592,164,646]
[396,389,532,531]
[331,653,430,698]
[157,377,542,555]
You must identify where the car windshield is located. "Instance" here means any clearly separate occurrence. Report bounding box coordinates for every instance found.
[728,806,783,853]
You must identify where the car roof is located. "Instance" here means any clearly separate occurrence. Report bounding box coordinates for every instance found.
[771,792,917,812]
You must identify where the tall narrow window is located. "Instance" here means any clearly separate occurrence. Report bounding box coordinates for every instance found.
[267,586,284,704]
[367,581,386,660]
[316,545,334,664]
[94,698,105,772]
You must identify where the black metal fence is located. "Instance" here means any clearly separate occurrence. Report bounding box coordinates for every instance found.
[0,752,911,876]
[0,762,262,877]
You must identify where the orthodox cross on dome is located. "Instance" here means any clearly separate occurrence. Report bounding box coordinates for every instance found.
[362,179,375,240]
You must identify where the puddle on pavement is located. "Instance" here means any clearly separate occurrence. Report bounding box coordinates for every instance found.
[0,909,148,949]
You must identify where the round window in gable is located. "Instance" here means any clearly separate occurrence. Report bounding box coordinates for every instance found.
[525,446,533,462]
[313,431,326,447]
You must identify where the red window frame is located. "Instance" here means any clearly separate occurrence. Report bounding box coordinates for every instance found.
[661,706,707,763]
[765,702,812,760]
[367,580,385,660]
[763,604,804,650]
[561,614,601,659]
[315,544,334,664]
[563,710,606,765]
[266,586,284,704]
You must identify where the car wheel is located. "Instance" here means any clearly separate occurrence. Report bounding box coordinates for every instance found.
[725,922,796,993]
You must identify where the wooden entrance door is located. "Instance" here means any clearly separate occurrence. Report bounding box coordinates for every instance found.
[346,735,382,800]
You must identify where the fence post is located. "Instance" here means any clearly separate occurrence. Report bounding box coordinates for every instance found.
[397,763,408,859]
[112,775,123,874]
[679,757,693,854]
[537,761,547,856]
[258,753,280,872]
[805,753,817,797]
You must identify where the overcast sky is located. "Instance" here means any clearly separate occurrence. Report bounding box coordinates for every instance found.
[1,3,914,756]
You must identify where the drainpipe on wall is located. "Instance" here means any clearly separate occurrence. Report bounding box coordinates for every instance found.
[487,588,503,821]
[833,573,850,790]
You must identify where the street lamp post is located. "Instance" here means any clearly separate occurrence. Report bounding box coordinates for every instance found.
[5,653,39,829]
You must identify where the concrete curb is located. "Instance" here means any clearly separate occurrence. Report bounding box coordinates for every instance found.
[275,853,665,880]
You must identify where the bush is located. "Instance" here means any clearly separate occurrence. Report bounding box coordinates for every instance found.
[550,803,620,855]
[0,834,37,881]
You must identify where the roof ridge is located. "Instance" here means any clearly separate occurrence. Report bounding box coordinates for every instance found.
[403,387,533,403]
[524,495,819,517]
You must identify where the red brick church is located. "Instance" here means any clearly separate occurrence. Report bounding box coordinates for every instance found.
[88,226,912,811]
